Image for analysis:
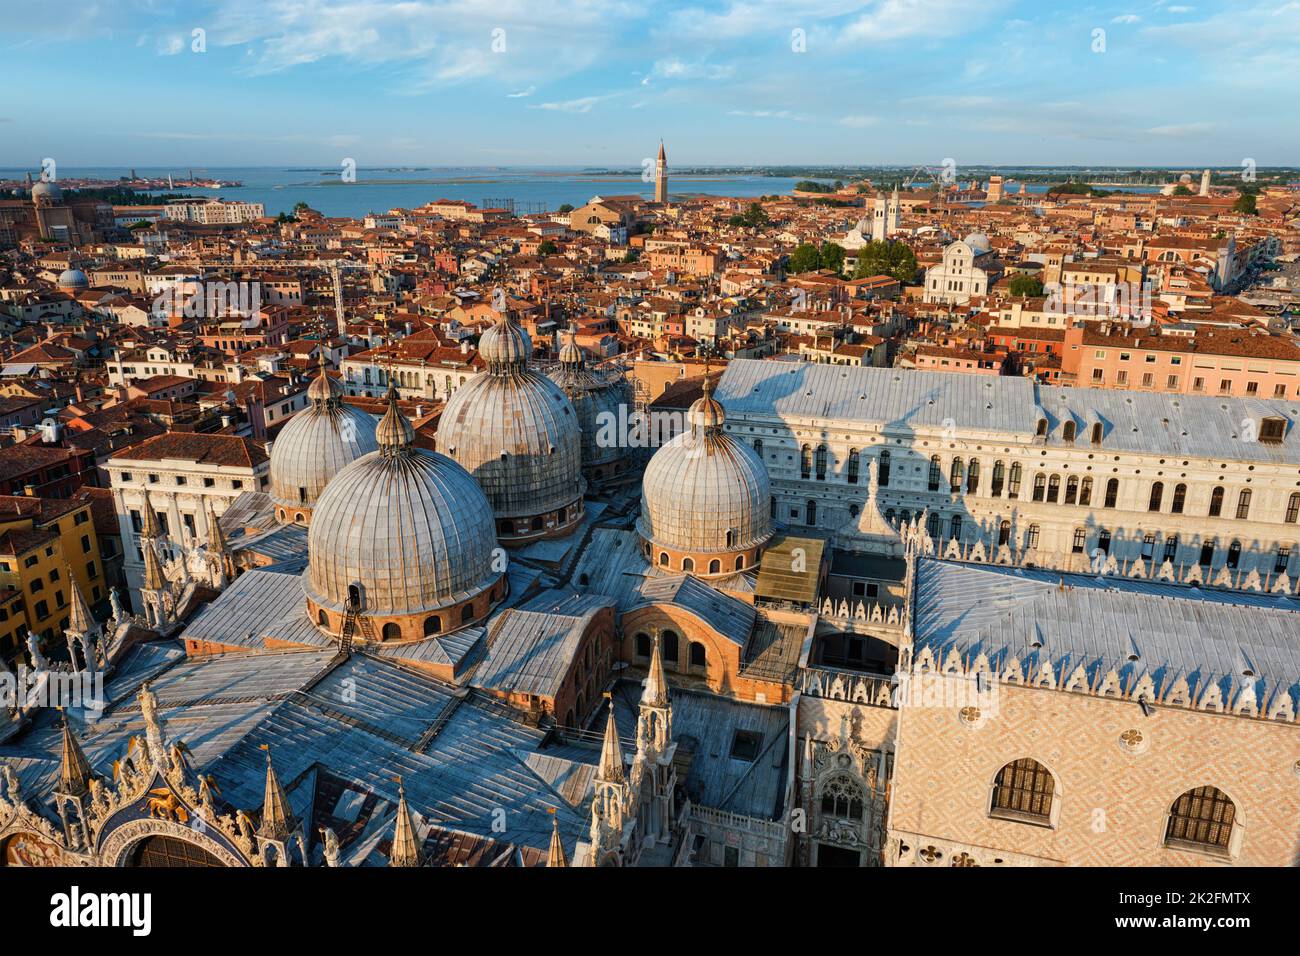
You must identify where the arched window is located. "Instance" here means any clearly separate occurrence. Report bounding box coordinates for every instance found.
[1032,473,1047,502]
[1208,486,1224,517]
[735,554,745,571]
[820,775,866,821]
[1036,418,1048,437]
[423,615,441,636]
[1235,488,1251,520]
[725,528,736,548]
[1065,476,1079,505]
[635,633,651,658]
[1047,474,1060,503]
[927,511,940,539]
[1171,483,1186,514]
[1286,493,1300,524]
[1026,524,1040,550]
[689,642,706,669]
[1226,539,1242,569]
[990,758,1055,824]
[1199,539,1216,567]
[1062,420,1076,442]
[1164,786,1235,854]
[966,458,980,494]
[347,584,362,608]
[806,499,817,525]
[127,834,225,867]
[1148,482,1164,512]
[878,450,891,486]
[753,438,763,455]
[662,630,679,663]
[1071,528,1086,553]
[708,558,720,574]
[1098,529,1112,554]
[1079,476,1093,506]
[1163,534,1179,562]
[998,520,1011,546]
[682,557,695,573]
[949,457,964,493]
[949,514,962,540]
[317,609,329,627]
[1104,478,1119,508]
[1090,422,1103,445]
[659,551,669,566]
[928,455,941,491]
[847,448,860,484]
[815,444,828,480]
[800,445,812,479]
[990,460,1005,497]
[461,604,474,623]
[382,622,401,641]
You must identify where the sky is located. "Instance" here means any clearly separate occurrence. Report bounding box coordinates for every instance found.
[1,0,1297,169]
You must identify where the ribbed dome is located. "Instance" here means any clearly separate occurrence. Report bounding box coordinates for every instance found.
[305,393,500,618]
[57,268,89,291]
[270,359,377,514]
[478,316,533,370]
[547,331,634,473]
[638,383,773,554]
[963,232,992,254]
[439,370,584,519]
[270,403,377,513]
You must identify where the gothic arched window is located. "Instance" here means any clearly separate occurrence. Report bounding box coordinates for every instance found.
[878,450,891,486]
[820,774,866,821]
[847,449,860,484]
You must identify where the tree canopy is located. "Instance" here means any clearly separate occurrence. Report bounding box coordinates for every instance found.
[851,240,918,283]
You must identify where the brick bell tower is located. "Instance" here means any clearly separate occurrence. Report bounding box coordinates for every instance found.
[654,140,668,204]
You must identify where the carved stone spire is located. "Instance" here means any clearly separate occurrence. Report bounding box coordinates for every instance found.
[257,747,296,843]
[58,717,96,797]
[388,777,424,867]
[66,571,96,641]
[546,812,568,868]
[139,491,163,540]
[142,536,168,591]
[596,699,625,784]
[641,634,669,708]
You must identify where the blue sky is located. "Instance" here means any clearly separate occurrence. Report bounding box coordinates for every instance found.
[2,0,1296,167]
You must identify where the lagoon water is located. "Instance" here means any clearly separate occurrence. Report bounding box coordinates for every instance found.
[0,166,1165,219]
[0,166,810,218]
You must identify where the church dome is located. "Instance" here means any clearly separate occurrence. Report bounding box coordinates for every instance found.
[439,316,585,541]
[32,180,63,205]
[963,232,992,254]
[57,268,89,291]
[547,324,635,479]
[270,360,378,521]
[638,379,773,569]
[477,316,533,369]
[304,385,503,639]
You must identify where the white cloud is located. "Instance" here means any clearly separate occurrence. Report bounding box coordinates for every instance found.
[507,85,535,98]
[1146,122,1213,137]
[531,94,617,113]
[1111,14,1140,24]
[838,115,878,127]
[156,34,184,56]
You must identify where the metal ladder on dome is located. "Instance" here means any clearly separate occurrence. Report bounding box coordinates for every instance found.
[338,599,376,655]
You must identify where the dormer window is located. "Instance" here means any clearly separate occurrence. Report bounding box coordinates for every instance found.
[1258,416,1286,444]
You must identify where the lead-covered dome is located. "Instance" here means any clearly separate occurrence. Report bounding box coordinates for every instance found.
[439,316,585,542]
[638,378,773,573]
[57,268,89,291]
[304,385,503,641]
[547,323,635,482]
[270,356,378,523]
[963,232,992,254]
